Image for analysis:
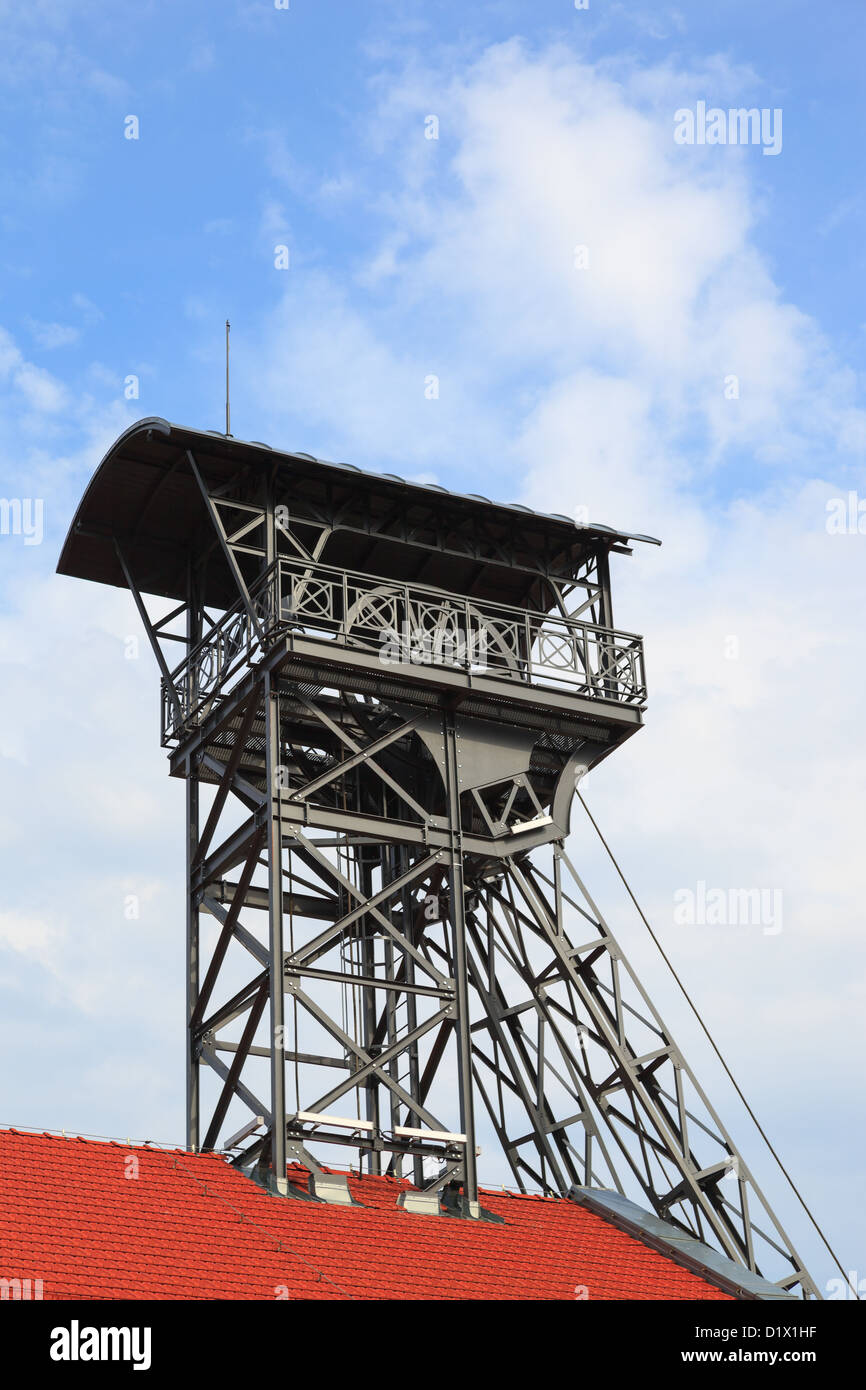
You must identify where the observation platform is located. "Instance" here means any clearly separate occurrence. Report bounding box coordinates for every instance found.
[57,417,658,757]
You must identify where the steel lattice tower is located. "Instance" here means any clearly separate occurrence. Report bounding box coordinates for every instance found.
[59,417,819,1296]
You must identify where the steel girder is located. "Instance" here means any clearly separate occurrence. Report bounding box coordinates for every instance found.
[168,672,817,1296]
[107,450,819,1299]
[460,848,818,1295]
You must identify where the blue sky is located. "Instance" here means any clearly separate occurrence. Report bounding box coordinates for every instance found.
[2,0,864,462]
[1,0,865,1296]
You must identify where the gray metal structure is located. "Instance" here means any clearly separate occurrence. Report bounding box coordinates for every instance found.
[58,417,819,1296]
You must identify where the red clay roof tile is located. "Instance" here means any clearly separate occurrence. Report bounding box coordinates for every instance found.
[0,1129,732,1301]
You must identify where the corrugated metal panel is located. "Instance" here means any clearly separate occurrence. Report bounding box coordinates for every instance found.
[57,417,660,609]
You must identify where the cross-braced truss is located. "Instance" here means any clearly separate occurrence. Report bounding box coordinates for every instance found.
[107,446,819,1298]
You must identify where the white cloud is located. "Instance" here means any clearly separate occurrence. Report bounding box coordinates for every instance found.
[0,911,64,973]
[0,327,70,414]
[70,292,103,325]
[25,318,80,350]
[12,361,68,413]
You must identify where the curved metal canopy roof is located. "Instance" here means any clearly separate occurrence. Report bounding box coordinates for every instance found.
[57,417,660,610]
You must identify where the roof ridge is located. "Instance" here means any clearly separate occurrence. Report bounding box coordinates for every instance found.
[0,1126,540,1197]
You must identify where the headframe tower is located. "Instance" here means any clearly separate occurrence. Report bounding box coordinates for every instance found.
[59,417,819,1296]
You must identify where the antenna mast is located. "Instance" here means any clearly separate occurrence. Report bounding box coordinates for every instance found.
[225,319,231,436]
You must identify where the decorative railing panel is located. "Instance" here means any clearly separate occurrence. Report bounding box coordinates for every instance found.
[162,557,646,741]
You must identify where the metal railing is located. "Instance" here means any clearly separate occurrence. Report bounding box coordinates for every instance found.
[162,601,259,742]
[161,556,646,742]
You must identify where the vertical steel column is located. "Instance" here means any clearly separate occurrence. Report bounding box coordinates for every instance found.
[264,473,288,1192]
[265,670,287,1192]
[186,774,200,1151]
[443,712,478,1210]
[596,546,615,698]
[596,546,614,629]
[397,843,423,1187]
[185,561,202,1152]
[360,854,382,1174]
[384,933,401,1171]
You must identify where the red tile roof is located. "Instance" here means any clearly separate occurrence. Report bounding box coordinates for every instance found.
[0,1129,733,1301]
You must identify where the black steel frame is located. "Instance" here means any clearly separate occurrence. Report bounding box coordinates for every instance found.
[79,444,819,1296]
